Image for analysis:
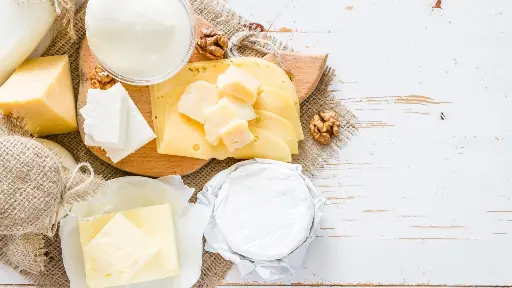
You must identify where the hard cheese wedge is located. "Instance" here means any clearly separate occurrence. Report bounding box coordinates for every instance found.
[253,88,304,140]
[249,110,298,154]
[0,55,77,136]
[79,204,179,287]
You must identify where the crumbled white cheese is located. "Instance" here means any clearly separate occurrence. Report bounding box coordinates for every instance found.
[213,163,315,261]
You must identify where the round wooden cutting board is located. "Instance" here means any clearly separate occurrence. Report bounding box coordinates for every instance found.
[78,17,328,177]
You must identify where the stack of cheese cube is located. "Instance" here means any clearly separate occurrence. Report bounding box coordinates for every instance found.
[80,83,156,163]
[150,58,304,162]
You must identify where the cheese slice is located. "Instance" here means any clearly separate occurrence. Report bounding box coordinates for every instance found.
[177,80,221,124]
[83,214,160,288]
[159,108,214,159]
[249,110,298,154]
[0,55,77,136]
[224,95,256,121]
[79,204,179,287]
[217,65,260,104]
[203,98,238,146]
[80,88,128,149]
[253,88,304,140]
[220,120,254,152]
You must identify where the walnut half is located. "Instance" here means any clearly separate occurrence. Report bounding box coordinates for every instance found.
[310,110,340,145]
[196,27,229,60]
[90,65,117,90]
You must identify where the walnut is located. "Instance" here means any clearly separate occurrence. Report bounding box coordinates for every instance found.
[196,27,229,60]
[90,65,116,90]
[310,110,340,145]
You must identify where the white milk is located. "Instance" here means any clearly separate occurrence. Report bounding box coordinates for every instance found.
[0,1,56,85]
[86,0,193,83]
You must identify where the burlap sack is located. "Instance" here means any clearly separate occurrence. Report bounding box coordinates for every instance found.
[2,0,356,287]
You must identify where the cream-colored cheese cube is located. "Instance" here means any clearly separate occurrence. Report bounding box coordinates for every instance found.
[0,55,77,136]
[220,120,254,152]
[203,98,238,146]
[79,204,179,287]
[217,65,260,104]
[83,214,160,288]
[178,80,222,124]
[224,96,257,121]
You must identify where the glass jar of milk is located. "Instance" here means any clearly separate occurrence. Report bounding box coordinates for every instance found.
[85,0,195,85]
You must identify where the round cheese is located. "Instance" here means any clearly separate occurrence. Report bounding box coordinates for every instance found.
[214,163,314,261]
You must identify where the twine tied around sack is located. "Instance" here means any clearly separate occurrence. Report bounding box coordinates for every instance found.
[226,31,285,69]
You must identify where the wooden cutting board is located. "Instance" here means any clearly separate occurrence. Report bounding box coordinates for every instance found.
[78,17,328,177]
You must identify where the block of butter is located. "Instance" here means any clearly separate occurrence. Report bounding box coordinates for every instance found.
[0,55,77,136]
[79,204,179,287]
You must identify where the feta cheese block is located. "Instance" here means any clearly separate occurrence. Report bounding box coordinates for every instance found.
[0,55,77,136]
[203,98,239,146]
[220,120,254,152]
[178,80,221,124]
[92,83,156,163]
[214,163,314,261]
[249,110,298,154]
[80,87,128,149]
[253,88,305,140]
[79,204,180,287]
[217,65,261,104]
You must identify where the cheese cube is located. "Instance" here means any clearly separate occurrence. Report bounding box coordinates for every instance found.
[220,120,254,152]
[83,214,160,288]
[203,98,238,146]
[224,96,256,121]
[177,80,221,124]
[99,83,156,163]
[0,55,77,136]
[217,65,260,104]
[79,204,179,287]
[80,88,128,149]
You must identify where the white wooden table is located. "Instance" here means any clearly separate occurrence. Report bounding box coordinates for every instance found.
[2,0,511,286]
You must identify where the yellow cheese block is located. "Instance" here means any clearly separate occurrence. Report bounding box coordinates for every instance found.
[220,120,255,152]
[249,110,299,154]
[253,88,304,140]
[79,204,179,287]
[0,55,77,136]
[217,65,260,104]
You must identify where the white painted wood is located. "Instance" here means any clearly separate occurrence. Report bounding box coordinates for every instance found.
[2,0,512,286]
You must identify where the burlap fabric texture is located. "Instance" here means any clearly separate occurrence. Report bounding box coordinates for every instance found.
[2,0,357,287]
[0,117,105,280]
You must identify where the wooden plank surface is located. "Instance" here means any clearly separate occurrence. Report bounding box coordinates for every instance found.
[2,0,511,286]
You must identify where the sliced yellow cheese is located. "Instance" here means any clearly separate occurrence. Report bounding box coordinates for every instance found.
[249,110,299,154]
[253,88,304,140]
[79,204,179,287]
[0,55,77,136]
[220,127,292,162]
[217,65,260,104]
[177,80,221,124]
[159,109,214,160]
[220,120,254,152]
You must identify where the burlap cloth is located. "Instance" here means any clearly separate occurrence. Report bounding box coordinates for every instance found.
[2,0,356,287]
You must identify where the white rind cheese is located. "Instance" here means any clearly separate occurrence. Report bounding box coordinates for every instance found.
[214,163,314,261]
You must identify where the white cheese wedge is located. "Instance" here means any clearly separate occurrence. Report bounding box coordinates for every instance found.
[83,214,160,288]
[101,83,156,163]
[81,88,128,149]
[203,98,238,146]
[177,80,222,124]
[217,65,261,104]
[214,163,314,261]
[79,204,180,287]
[220,120,254,152]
